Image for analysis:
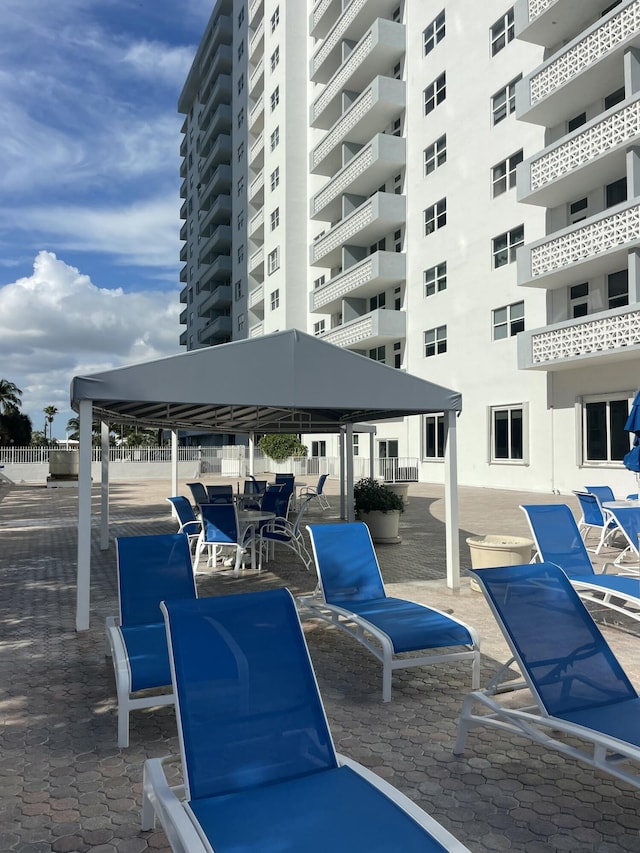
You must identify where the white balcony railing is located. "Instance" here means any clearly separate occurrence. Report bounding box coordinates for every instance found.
[311,0,366,78]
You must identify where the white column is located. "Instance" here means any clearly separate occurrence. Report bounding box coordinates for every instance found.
[346,423,355,522]
[171,430,178,497]
[100,421,110,551]
[444,409,460,590]
[249,432,255,475]
[76,399,93,631]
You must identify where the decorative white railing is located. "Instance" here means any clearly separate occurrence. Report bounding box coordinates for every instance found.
[312,200,374,262]
[249,57,263,91]
[311,31,373,122]
[313,258,375,308]
[249,134,264,163]
[249,96,264,127]
[527,0,556,21]
[313,144,374,214]
[311,87,374,170]
[249,247,264,269]
[312,0,366,76]
[323,315,374,347]
[249,19,264,56]
[248,285,264,309]
[530,203,640,277]
[249,171,264,198]
[249,209,264,233]
[530,1,640,105]
[311,0,334,32]
[531,310,640,363]
[530,99,640,190]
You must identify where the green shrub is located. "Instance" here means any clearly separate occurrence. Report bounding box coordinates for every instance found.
[258,434,308,462]
[354,477,404,514]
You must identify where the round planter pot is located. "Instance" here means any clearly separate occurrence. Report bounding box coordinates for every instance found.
[359,509,402,544]
[384,483,409,505]
[466,534,533,592]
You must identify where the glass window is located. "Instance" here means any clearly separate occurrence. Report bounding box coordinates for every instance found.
[606,177,627,207]
[492,406,524,461]
[423,10,445,55]
[270,207,280,230]
[491,149,523,197]
[492,225,524,268]
[604,86,625,110]
[270,126,280,150]
[493,301,524,340]
[424,262,447,297]
[270,86,280,111]
[424,414,445,459]
[583,395,630,462]
[568,112,587,132]
[270,167,280,190]
[491,7,515,55]
[424,72,446,115]
[270,46,280,72]
[608,269,628,309]
[492,76,521,125]
[424,199,447,235]
[424,325,447,357]
[424,134,447,175]
[267,247,280,274]
[313,320,325,336]
[270,288,280,310]
[270,6,279,32]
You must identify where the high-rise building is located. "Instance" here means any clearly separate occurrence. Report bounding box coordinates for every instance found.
[178,0,640,495]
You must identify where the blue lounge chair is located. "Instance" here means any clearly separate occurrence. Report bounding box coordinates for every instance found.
[455,562,640,790]
[105,533,197,747]
[521,503,640,624]
[141,589,471,852]
[301,522,480,702]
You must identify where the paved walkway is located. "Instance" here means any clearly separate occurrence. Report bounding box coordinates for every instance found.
[1,478,640,852]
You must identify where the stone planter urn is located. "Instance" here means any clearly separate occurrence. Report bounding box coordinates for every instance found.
[359,509,402,545]
[354,477,404,545]
[466,534,534,591]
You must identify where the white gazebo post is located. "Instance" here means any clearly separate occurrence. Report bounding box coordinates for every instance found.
[76,399,93,631]
[100,421,110,550]
[444,409,460,590]
[346,423,355,522]
[248,432,255,476]
[171,429,179,497]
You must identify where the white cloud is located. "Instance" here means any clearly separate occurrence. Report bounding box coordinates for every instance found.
[121,40,196,87]
[0,252,181,435]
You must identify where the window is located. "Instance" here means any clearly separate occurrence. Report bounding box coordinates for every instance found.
[267,247,280,274]
[604,86,625,110]
[424,134,447,175]
[237,176,244,197]
[270,126,280,150]
[237,73,244,95]
[270,166,280,190]
[424,414,445,459]
[234,280,242,300]
[606,177,627,207]
[237,40,244,61]
[424,325,447,357]
[270,86,280,111]
[369,238,385,254]
[313,320,325,335]
[237,244,245,263]
[270,46,280,72]
[353,434,360,456]
[238,7,244,27]
[492,225,524,268]
[270,6,279,32]
[570,282,589,318]
[270,207,279,230]
[393,340,402,368]
[424,72,446,115]
[492,406,524,461]
[423,10,445,55]
[237,211,244,231]
[493,301,524,340]
[569,196,588,223]
[314,275,325,289]
[424,199,447,235]
[568,112,587,132]
[270,288,280,310]
[369,292,386,311]
[424,262,447,297]
[237,106,244,127]
[492,76,520,125]
[311,441,326,457]
[491,149,523,196]
[491,7,515,55]
[368,346,386,363]
[237,141,244,161]
[237,312,245,331]
[583,394,630,462]
[608,270,628,308]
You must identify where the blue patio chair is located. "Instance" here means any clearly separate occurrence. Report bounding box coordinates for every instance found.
[105,533,197,747]
[521,503,640,624]
[301,522,480,702]
[141,589,472,852]
[240,478,266,509]
[572,490,617,553]
[455,562,640,790]
[206,484,234,504]
[186,481,209,509]
[585,485,616,504]
[258,494,315,571]
[192,502,255,576]
[298,472,330,511]
[165,496,201,555]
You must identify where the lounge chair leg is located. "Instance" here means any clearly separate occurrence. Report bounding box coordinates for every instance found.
[382,664,392,703]
[118,704,130,749]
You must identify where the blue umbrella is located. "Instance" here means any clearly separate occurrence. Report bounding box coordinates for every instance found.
[624,391,640,478]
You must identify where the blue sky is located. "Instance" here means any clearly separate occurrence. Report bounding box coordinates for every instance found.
[0,0,213,437]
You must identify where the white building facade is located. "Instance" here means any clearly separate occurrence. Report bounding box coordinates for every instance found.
[178,0,640,495]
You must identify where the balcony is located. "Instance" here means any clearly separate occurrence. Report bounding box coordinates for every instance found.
[249,19,264,63]
[517,1,640,127]
[249,209,264,242]
[311,0,402,83]
[310,76,405,176]
[199,133,232,182]
[200,74,232,125]
[248,284,265,315]
[200,256,232,292]
[311,133,405,221]
[310,192,406,268]
[198,315,232,345]
[310,18,405,130]
[199,104,232,158]
[200,44,233,103]
[249,170,265,205]
[518,199,640,289]
[310,0,342,38]
[515,0,605,47]
[321,308,406,350]
[249,96,265,134]
[180,330,188,347]
[199,15,233,76]
[199,193,232,235]
[200,164,232,209]
[518,93,640,207]
[249,247,264,280]
[180,199,187,220]
[180,221,187,242]
[249,133,265,169]
[180,307,187,325]
[249,321,264,337]
[518,303,640,369]
[180,243,188,263]
[311,251,405,315]
[180,264,188,283]
[249,0,264,26]
[249,57,264,98]
[180,135,187,157]
[180,285,188,304]
[198,284,232,316]
[199,225,232,265]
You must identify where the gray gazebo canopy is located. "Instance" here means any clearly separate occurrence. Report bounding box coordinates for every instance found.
[71,329,463,630]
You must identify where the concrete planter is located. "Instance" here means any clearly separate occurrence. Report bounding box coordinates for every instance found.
[48,450,79,484]
[384,483,409,505]
[359,509,401,544]
[466,534,533,592]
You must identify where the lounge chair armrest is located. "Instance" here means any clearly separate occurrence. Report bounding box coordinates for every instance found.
[142,757,207,852]
[600,560,619,574]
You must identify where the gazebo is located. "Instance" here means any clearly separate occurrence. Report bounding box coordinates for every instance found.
[70,329,463,630]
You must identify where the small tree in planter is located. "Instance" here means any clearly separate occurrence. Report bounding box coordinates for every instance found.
[354,477,404,544]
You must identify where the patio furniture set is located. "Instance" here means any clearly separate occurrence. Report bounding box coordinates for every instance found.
[104,480,640,852]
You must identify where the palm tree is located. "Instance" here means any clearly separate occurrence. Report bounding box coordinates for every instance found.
[0,379,22,414]
[43,405,58,443]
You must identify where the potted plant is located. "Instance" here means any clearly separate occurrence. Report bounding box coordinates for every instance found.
[354,477,404,544]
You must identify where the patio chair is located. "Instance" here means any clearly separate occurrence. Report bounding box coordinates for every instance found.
[206,484,234,504]
[192,502,256,576]
[240,478,266,510]
[298,472,330,511]
[257,494,315,571]
[300,522,480,702]
[585,485,616,504]
[521,503,640,624]
[572,490,617,553]
[165,496,201,555]
[454,562,640,790]
[105,533,197,748]
[186,481,209,509]
[141,589,471,853]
